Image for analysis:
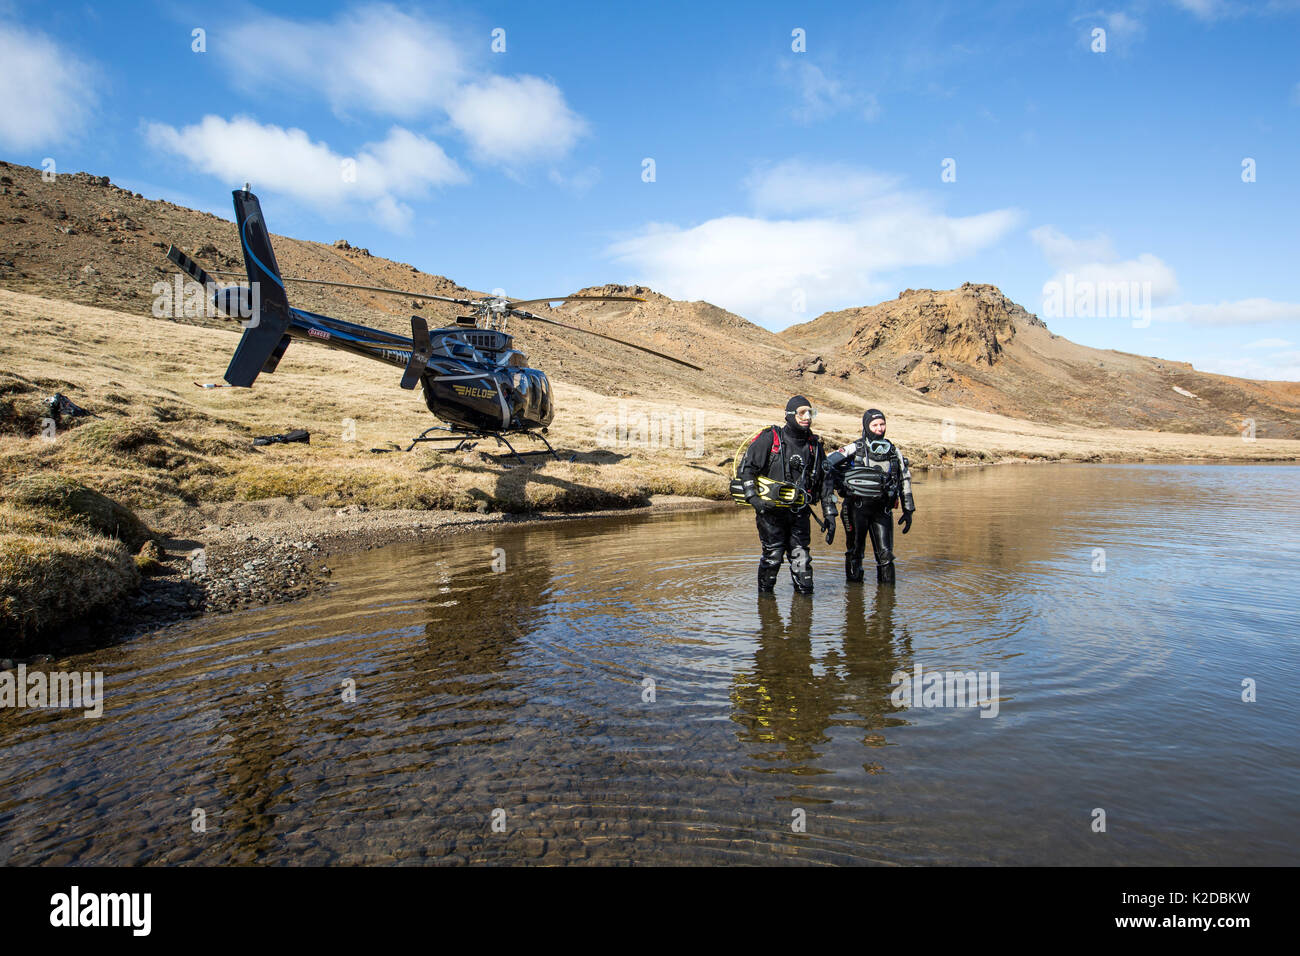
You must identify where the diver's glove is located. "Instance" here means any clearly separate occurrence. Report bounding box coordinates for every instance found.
[748,495,768,514]
[822,496,838,544]
[898,509,914,534]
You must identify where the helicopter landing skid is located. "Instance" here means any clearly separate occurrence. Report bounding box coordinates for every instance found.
[405,426,573,467]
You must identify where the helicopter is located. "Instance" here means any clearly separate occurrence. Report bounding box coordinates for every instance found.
[164,186,701,465]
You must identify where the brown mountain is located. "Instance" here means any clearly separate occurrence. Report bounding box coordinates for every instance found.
[2,159,1296,438]
[781,283,1300,438]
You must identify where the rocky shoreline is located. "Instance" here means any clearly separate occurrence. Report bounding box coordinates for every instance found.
[12,455,1299,661]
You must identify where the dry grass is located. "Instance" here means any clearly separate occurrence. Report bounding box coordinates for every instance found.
[0,533,139,647]
[0,290,759,520]
[2,286,1296,518]
[1,288,1295,521]
[4,474,154,547]
[0,473,158,646]
[1,287,1298,644]
[1,374,48,437]
[3,289,1294,509]
[0,494,143,647]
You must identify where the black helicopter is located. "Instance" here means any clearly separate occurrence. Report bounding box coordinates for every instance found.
[165,186,700,463]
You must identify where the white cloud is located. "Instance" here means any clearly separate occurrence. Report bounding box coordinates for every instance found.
[210,4,587,169]
[1172,0,1232,20]
[779,61,881,123]
[1071,10,1145,51]
[1152,299,1300,325]
[1194,351,1300,382]
[548,165,601,196]
[1105,11,1145,39]
[221,5,470,119]
[743,161,902,215]
[1031,226,1300,331]
[1031,225,1181,301]
[1063,254,1180,299]
[608,161,1020,328]
[371,195,413,232]
[1177,0,1300,19]
[144,116,466,231]
[0,20,98,149]
[447,75,589,165]
[1030,225,1118,266]
[1244,337,1294,349]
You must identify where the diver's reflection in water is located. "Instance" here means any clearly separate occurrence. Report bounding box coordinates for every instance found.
[403,540,556,726]
[841,583,912,685]
[838,585,913,767]
[731,596,832,771]
[731,587,913,776]
[414,538,555,672]
[213,662,297,864]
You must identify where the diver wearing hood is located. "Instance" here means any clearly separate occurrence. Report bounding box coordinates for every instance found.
[735,396,832,594]
[822,408,915,585]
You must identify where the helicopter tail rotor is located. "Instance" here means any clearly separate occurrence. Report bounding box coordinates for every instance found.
[400,315,434,390]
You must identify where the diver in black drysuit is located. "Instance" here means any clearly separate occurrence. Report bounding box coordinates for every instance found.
[822,408,915,585]
[737,396,833,595]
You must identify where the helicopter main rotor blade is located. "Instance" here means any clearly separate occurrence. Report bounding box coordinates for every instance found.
[504,295,647,309]
[205,267,695,367]
[510,308,702,371]
[207,270,478,307]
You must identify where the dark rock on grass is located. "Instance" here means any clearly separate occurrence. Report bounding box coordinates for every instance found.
[135,539,166,575]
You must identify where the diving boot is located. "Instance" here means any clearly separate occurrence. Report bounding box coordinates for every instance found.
[790,546,813,594]
[876,562,896,585]
[845,554,864,583]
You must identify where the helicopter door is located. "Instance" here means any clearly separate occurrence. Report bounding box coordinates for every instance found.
[422,371,511,431]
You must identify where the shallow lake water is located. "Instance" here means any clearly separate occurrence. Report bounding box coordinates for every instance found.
[2,463,1297,865]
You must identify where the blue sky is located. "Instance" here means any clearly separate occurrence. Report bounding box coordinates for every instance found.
[2,0,1298,380]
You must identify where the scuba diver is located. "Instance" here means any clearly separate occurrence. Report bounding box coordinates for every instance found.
[822,408,915,585]
[732,396,835,595]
